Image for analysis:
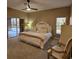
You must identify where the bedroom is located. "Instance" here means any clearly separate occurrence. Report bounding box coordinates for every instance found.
[7,0,72,59]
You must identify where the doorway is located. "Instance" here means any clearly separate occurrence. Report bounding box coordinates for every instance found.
[7,18,20,38]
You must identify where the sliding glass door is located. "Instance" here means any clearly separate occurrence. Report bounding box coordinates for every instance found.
[7,18,20,38]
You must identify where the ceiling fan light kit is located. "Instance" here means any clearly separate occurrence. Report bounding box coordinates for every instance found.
[22,0,38,11]
[27,8,31,11]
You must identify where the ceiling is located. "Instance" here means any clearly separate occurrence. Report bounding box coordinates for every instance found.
[7,0,72,13]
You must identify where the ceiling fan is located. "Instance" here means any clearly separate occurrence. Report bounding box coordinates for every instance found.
[22,0,38,11]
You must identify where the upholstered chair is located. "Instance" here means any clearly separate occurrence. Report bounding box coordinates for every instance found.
[47,25,72,59]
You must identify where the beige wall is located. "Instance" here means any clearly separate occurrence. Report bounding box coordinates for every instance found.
[28,6,71,34]
[7,8,28,20]
[7,6,71,34]
[7,8,29,30]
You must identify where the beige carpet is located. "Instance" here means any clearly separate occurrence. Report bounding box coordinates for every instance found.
[7,38,58,59]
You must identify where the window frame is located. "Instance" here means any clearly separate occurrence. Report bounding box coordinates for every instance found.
[56,16,66,35]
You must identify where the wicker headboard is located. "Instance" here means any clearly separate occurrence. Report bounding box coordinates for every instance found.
[34,21,52,33]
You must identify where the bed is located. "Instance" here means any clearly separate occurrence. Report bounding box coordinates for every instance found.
[19,21,52,49]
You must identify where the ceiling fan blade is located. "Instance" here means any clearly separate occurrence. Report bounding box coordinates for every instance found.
[22,0,38,11]
[21,8,27,10]
[24,3,27,5]
[30,8,38,10]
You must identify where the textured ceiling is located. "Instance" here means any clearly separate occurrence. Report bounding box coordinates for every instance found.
[7,0,72,13]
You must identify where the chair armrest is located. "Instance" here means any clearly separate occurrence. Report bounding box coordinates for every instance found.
[51,44,65,53]
[47,48,53,56]
[52,47,65,53]
[47,43,65,54]
[47,48,52,53]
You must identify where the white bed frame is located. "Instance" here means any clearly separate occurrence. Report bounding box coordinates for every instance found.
[19,21,52,49]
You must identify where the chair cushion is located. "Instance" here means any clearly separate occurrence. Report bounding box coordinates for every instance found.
[52,50,64,59]
[52,44,65,53]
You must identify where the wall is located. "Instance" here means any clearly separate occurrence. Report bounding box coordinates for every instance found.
[7,8,29,30]
[7,6,71,35]
[28,6,71,35]
[7,8,28,19]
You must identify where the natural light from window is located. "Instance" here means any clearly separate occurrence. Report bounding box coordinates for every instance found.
[56,17,66,34]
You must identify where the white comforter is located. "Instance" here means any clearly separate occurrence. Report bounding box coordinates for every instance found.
[19,31,52,49]
[20,31,52,40]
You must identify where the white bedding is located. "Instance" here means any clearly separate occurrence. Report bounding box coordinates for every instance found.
[19,31,52,49]
[44,32,52,40]
[19,21,52,49]
[21,31,52,40]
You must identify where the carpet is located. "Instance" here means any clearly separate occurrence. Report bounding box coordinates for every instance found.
[7,37,58,59]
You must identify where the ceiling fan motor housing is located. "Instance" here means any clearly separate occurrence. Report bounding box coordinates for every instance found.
[27,0,30,3]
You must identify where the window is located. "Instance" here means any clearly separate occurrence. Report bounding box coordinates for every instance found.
[8,18,20,38]
[56,17,66,34]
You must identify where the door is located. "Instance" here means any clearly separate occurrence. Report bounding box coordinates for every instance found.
[19,19,24,32]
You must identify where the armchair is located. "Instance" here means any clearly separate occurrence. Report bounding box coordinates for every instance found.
[47,25,72,59]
